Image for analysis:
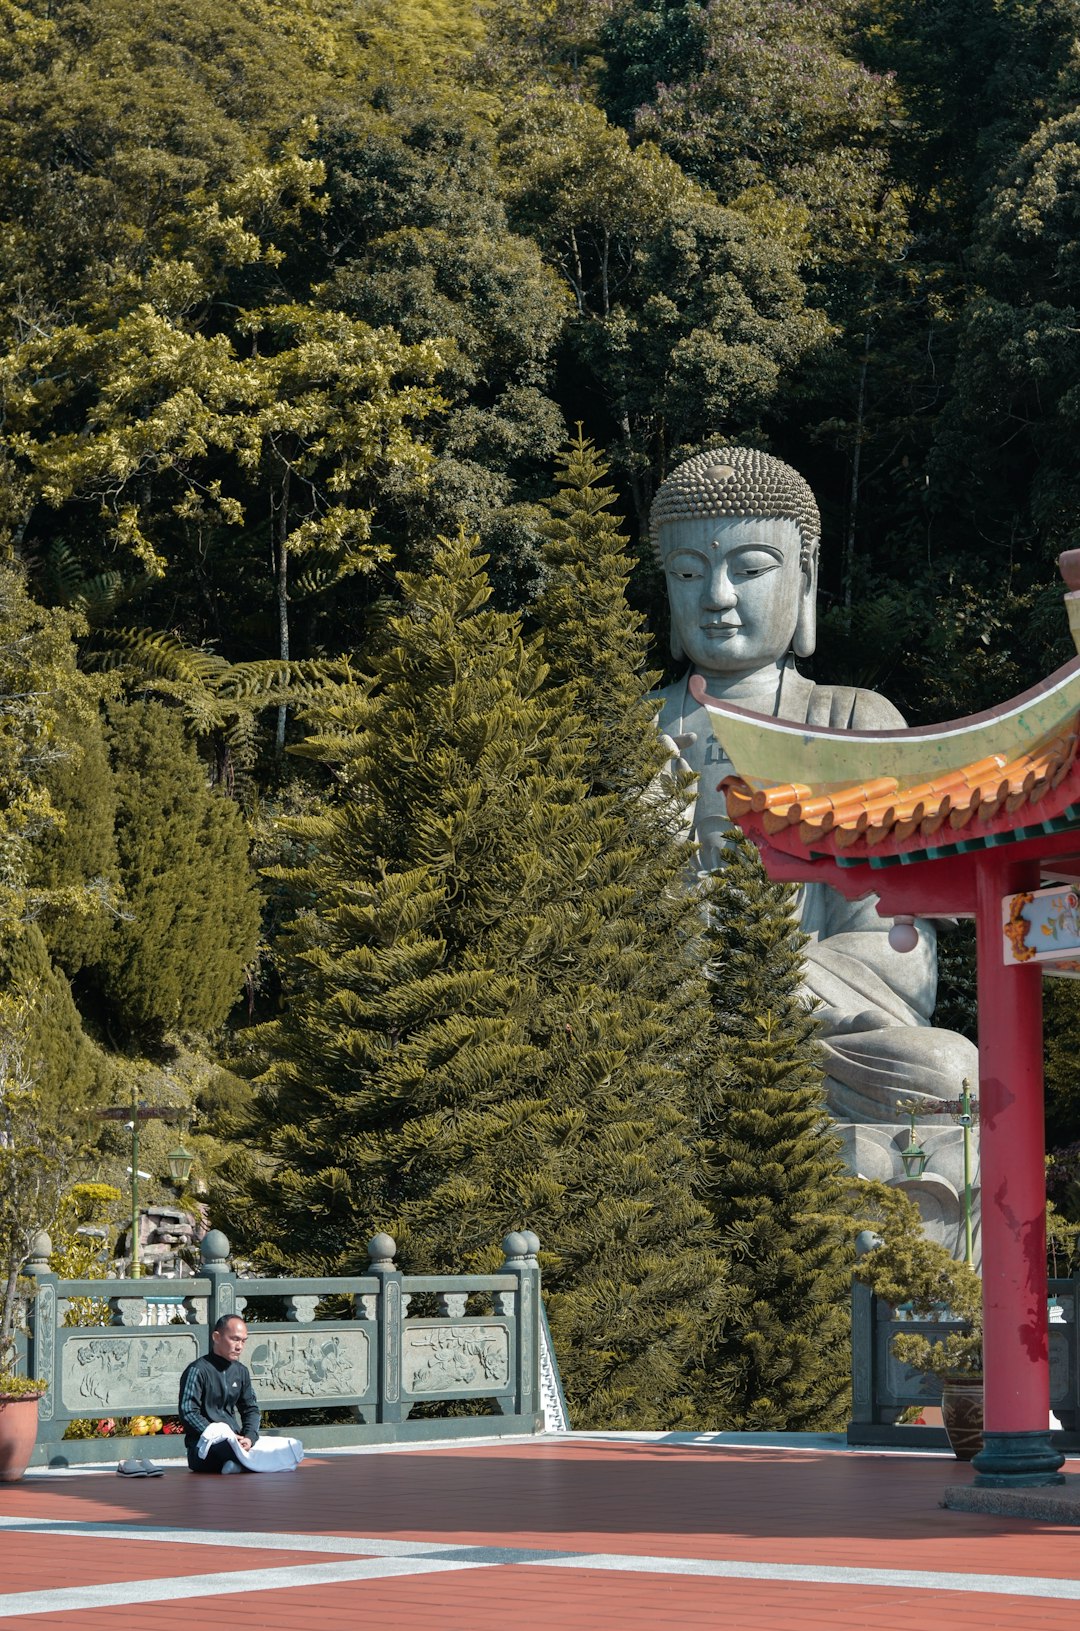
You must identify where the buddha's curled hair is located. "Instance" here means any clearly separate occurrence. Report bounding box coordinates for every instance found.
[650,446,820,566]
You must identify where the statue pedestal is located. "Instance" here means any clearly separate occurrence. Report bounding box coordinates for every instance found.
[836,1120,980,1267]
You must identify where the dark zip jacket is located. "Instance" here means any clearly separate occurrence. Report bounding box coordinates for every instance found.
[178,1351,260,1468]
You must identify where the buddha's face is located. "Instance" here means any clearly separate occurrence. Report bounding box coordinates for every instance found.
[660,516,813,675]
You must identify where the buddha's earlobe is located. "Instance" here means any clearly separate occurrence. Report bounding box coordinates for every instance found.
[793,541,819,659]
[670,627,686,663]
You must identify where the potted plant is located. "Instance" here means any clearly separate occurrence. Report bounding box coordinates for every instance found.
[853,1183,984,1459]
[0,1366,48,1483]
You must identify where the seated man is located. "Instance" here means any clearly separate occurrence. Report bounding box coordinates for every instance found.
[179,1314,302,1474]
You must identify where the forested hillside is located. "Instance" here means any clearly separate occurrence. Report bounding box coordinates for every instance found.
[5,0,1080,1424]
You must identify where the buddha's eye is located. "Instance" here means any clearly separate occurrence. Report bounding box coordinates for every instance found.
[731,549,783,579]
[666,555,703,581]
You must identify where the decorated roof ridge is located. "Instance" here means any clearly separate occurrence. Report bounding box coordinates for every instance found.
[690,654,1080,789]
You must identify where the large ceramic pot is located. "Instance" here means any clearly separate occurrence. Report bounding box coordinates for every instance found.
[0,1393,42,1482]
[940,1377,984,1461]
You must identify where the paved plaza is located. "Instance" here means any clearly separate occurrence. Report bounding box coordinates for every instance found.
[1,1435,1078,1629]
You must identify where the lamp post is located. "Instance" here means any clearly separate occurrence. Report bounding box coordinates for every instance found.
[955,1077,976,1270]
[95,1097,187,1278]
[896,1085,978,1268]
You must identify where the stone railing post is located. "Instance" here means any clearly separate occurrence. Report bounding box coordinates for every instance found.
[24,1232,57,1426]
[850,1230,881,1429]
[501,1230,541,1423]
[1069,1268,1080,1432]
[366,1234,404,1423]
[200,1230,238,1330]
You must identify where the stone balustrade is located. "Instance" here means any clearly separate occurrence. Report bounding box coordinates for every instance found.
[848,1271,1080,1450]
[21,1227,565,1466]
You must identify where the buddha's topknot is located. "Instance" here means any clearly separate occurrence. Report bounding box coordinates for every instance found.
[650,446,820,563]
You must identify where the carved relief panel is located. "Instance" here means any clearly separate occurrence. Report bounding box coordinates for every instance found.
[403,1322,510,1396]
[245,1328,370,1402]
[61,1332,199,1412]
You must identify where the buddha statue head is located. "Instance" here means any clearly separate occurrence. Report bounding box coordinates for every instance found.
[650,447,820,677]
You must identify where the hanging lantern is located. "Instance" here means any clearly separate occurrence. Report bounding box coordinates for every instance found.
[166,1144,195,1184]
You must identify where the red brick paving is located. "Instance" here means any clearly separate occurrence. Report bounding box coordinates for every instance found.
[1,1439,1078,1629]
[0,1537,354,1593]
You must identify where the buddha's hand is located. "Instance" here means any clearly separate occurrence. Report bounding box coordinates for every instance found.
[658,730,697,778]
[647,731,698,833]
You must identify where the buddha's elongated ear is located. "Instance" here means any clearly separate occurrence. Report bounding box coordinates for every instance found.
[670,625,686,662]
[793,538,819,658]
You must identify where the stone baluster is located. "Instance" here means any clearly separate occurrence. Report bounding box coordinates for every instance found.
[437,1292,468,1319]
[24,1231,52,1279]
[285,1296,320,1323]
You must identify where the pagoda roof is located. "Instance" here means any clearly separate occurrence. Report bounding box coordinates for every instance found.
[696,658,1080,871]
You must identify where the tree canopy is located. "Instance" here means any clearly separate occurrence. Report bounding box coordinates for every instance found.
[7,0,1080,1420]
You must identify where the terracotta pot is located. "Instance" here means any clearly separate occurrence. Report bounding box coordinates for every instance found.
[0,1394,41,1482]
[940,1377,984,1461]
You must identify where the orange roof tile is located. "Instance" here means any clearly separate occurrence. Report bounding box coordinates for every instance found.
[720,721,1080,859]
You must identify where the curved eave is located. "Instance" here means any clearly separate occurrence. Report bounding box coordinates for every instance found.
[694,656,1080,789]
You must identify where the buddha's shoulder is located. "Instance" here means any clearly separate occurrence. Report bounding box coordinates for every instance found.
[803,681,906,731]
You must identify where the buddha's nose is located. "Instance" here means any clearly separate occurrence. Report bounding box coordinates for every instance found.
[702,564,736,610]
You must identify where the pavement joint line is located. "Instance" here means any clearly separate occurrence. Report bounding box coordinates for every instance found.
[0,1557,492,1618]
[2,1516,1080,1605]
[0,1518,434,1557]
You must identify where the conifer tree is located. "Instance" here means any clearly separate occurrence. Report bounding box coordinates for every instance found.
[696,829,852,1430]
[233,530,725,1426]
[87,702,261,1041]
[534,429,663,797]
[32,706,119,976]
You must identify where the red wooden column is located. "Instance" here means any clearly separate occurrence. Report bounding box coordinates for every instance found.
[971,854,1064,1486]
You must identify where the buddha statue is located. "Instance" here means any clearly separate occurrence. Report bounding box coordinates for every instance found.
[651,446,979,1254]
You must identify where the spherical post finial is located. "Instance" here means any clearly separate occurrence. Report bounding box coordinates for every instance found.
[502,1232,529,1263]
[26,1231,52,1273]
[200,1229,230,1267]
[366,1233,397,1270]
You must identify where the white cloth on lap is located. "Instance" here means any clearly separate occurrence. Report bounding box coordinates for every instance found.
[197,1419,303,1472]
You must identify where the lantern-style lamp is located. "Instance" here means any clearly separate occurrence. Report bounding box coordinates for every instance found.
[166,1143,195,1185]
[897,1099,929,1180]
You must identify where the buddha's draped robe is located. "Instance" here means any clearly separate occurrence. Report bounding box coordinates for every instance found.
[655,667,979,1121]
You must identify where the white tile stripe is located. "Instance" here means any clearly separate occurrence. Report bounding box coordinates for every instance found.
[0,1558,488,1617]
[0,1516,1079,1614]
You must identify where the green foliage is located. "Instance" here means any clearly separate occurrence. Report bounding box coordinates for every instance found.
[1044,978,1080,1152]
[499,95,827,535]
[695,830,853,1431]
[86,702,261,1040]
[602,1,901,271]
[853,1181,983,1380]
[0,566,109,930]
[229,529,725,1426]
[0,986,100,1376]
[50,1183,124,1328]
[534,429,664,795]
[95,626,349,792]
[30,705,119,974]
[315,100,568,587]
